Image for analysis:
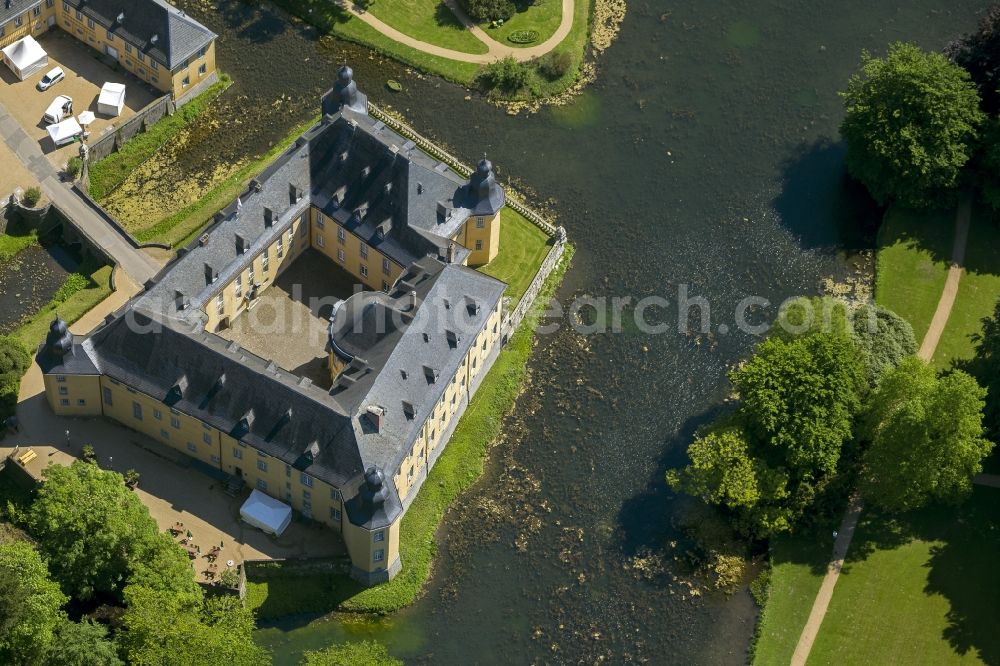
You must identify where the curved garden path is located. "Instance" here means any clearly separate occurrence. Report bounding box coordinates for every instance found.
[339,0,575,63]
[789,190,974,666]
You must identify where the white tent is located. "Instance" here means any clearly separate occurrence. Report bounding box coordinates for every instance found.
[46,118,82,147]
[239,490,292,536]
[97,82,126,117]
[2,35,48,81]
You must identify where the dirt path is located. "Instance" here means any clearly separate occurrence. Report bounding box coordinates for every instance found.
[339,0,575,64]
[789,494,864,666]
[918,190,972,361]
[788,193,973,665]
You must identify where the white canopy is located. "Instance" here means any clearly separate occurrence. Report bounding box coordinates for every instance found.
[239,490,292,536]
[77,110,95,126]
[97,82,126,117]
[2,35,47,80]
[46,118,82,145]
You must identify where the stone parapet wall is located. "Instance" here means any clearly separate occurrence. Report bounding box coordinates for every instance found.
[85,94,174,164]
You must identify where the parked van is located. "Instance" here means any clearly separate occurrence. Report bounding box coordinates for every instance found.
[43,95,72,124]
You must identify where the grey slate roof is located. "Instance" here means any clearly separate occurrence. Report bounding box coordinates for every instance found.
[38,85,507,526]
[0,0,40,27]
[63,0,216,69]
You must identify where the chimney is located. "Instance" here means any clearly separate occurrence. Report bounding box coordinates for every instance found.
[446,241,457,263]
[199,232,210,246]
[409,290,417,311]
[263,207,273,227]
[366,404,385,432]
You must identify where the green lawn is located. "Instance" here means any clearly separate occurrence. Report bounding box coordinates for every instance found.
[806,488,1000,665]
[366,0,488,54]
[933,206,1000,369]
[0,229,39,262]
[88,76,231,201]
[489,0,565,47]
[13,262,113,349]
[479,209,551,303]
[751,529,831,665]
[875,205,954,345]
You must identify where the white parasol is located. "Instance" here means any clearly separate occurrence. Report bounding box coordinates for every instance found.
[77,110,95,126]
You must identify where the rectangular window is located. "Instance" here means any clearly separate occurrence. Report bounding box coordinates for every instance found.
[233,447,243,460]
[316,234,325,248]
[262,252,269,273]
[60,399,69,406]
[211,455,221,464]
[45,0,52,7]
[330,507,342,521]
[106,29,113,40]
[216,293,224,315]
[360,265,368,278]
[75,9,81,19]
[257,479,268,491]
[125,43,132,54]
[382,257,390,274]
[476,217,485,228]
[285,464,291,477]
[337,227,345,243]
[275,237,284,259]
[336,248,345,263]
[87,17,93,28]
[300,473,313,488]
[160,429,170,440]
[102,387,113,405]
[187,442,197,453]
[14,16,22,27]
[33,6,40,16]
[63,2,69,12]
[475,240,483,251]
[382,280,389,292]
[373,549,384,562]
[137,51,144,62]
[58,386,68,396]
[198,46,207,58]
[316,217,324,230]
[77,399,86,406]
[182,75,190,88]
[202,432,212,444]
[330,488,342,501]
[287,228,293,244]
[374,530,385,542]
[56,376,66,383]
[170,416,181,429]
[302,500,312,514]
[132,402,142,420]
[359,242,368,259]
[256,460,267,472]
[150,59,158,70]
[234,275,242,298]
[153,408,162,420]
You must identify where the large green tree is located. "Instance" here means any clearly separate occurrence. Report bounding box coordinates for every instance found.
[840,42,984,207]
[45,619,122,666]
[28,462,170,599]
[302,640,402,666]
[861,357,993,511]
[946,3,1000,114]
[668,332,867,537]
[119,585,270,666]
[962,297,1000,441]
[0,541,67,665]
[0,335,30,420]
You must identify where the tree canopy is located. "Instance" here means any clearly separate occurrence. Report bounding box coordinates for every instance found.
[947,3,1000,114]
[861,357,993,511]
[0,541,67,666]
[27,461,179,600]
[0,335,30,420]
[45,619,122,666]
[961,297,1000,441]
[668,331,867,537]
[840,42,984,207]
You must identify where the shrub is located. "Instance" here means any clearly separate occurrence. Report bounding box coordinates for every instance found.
[507,29,539,44]
[478,56,531,93]
[66,157,82,180]
[0,336,30,421]
[21,187,41,207]
[460,0,514,22]
[536,51,572,80]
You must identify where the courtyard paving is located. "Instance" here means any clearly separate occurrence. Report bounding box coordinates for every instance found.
[217,249,360,389]
[3,283,344,583]
[0,30,156,169]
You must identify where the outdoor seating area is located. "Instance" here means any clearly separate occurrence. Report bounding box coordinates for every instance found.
[168,520,236,585]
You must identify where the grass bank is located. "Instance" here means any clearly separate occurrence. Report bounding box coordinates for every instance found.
[874,205,952,345]
[88,75,232,201]
[0,229,39,262]
[365,0,487,54]
[135,115,320,247]
[13,261,113,349]
[480,209,551,302]
[247,242,574,618]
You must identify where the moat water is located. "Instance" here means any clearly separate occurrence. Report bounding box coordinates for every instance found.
[171,0,987,662]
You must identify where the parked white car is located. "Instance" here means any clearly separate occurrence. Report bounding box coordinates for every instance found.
[43,95,72,125]
[36,67,64,92]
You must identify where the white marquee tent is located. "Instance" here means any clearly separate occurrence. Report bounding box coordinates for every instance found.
[46,118,82,147]
[2,35,48,81]
[97,82,126,117]
[239,490,292,536]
